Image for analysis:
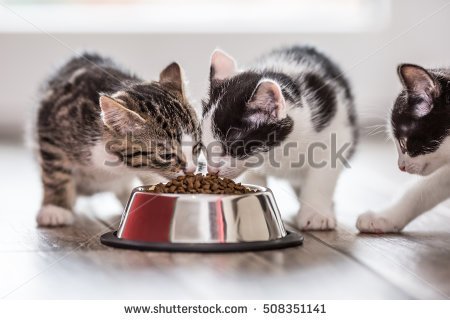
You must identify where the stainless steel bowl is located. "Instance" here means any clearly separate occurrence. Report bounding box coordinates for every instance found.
[101,184,303,252]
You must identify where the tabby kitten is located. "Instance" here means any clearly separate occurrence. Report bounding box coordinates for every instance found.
[34,53,199,226]
[201,46,357,230]
[358,64,450,232]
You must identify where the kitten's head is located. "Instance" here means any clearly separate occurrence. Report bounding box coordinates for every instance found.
[391,64,450,176]
[100,62,200,180]
[201,49,293,178]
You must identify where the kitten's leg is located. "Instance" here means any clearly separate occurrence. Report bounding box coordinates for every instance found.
[36,151,76,226]
[295,165,340,230]
[240,171,267,187]
[357,166,450,233]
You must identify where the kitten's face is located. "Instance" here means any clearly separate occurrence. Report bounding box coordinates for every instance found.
[391,64,450,176]
[100,62,200,179]
[201,50,293,178]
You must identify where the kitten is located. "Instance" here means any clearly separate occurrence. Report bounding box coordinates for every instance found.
[358,64,450,233]
[201,46,357,230]
[34,53,200,227]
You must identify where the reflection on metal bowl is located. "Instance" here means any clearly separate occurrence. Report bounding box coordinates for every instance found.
[101,184,303,252]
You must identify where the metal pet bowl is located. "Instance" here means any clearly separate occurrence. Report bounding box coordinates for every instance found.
[100,184,303,252]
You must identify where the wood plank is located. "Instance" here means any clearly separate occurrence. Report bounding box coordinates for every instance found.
[1,234,409,299]
[173,233,408,299]
[306,220,450,299]
[0,213,110,252]
[0,250,191,299]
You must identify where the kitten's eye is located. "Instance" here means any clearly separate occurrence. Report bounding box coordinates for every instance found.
[160,153,176,160]
[399,138,407,153]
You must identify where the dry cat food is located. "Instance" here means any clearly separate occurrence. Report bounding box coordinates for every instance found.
[151,173,256,195]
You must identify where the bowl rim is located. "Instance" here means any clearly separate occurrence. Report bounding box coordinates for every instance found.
[130,183,270,199]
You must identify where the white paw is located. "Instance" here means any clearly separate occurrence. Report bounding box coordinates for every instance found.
[36,205,74,227]
[356,211,401,233]
[296,207,336,231]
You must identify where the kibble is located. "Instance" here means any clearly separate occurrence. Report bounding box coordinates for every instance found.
[150,173,256,195]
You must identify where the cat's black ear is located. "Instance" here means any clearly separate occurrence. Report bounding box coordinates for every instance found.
[398,64,437,94]
[99,95,145,134]
[398,64,438,117]
[159,62,185,96]
[247,80,286,120]
[210,49,238,81]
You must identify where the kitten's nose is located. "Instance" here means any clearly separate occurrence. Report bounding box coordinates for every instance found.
[399,164,406,172]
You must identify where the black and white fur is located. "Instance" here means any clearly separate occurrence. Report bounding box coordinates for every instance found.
[33,53,199,226]
[201,46,357,230]
[358,64,450,232]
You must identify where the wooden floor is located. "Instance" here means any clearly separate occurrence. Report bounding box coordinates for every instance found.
[0,138,449,299]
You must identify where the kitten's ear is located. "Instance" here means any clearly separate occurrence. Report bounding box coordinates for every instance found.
[99,95,146,134]
[159,62,185,96]
[398,64,438,95]
[247,80,286,120]
[398,64,438,117]
[210,49,238,81]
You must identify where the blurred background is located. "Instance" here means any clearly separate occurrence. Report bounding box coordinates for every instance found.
[1,0,449,141]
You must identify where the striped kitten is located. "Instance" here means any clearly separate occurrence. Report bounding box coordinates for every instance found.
[34,53,200,226]
[201,46,357,230]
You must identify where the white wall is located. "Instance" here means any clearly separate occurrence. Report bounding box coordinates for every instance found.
[1,0,449,139]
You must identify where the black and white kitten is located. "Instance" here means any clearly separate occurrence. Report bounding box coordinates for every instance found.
[358,64,450,233]
[201,46,357,230]
[34,53,199,226]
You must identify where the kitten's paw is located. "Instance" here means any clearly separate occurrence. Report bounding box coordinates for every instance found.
[356,211,401,233]
[36,205,74,227]
[296,208,336,231]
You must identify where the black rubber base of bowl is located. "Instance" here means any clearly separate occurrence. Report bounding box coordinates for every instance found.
[100,231,303,253]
